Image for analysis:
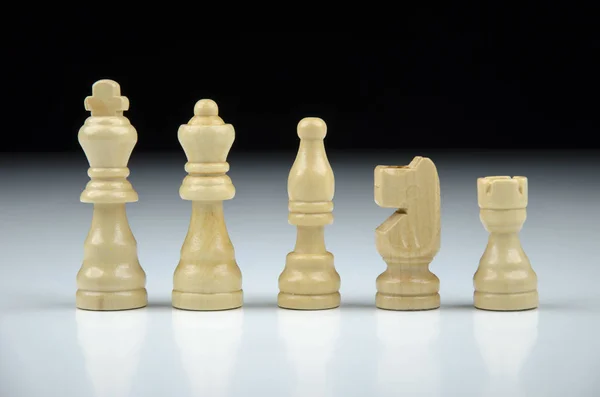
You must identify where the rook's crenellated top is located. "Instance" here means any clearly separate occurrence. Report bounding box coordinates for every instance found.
[477,176,528,210]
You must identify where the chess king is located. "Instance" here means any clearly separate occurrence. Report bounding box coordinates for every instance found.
[76,79,147,311]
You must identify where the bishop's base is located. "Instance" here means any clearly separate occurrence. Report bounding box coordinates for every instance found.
[278,292,340,310]
[474,290,538,311]
[172,290,243,311]
[76,289,147,311]
[376,292,440,311]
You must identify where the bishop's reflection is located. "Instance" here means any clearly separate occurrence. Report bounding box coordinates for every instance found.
[172,308,243,397]
[376,309,441,396]
[474,309,539,397]
[278,309,341,397]
[76,309,148,397]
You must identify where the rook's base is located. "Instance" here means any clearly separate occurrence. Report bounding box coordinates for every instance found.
[474,290,538,311]
[76,289,147,311]
[376,292,440,311]
[278,292,340,310]
[172,290,243,311]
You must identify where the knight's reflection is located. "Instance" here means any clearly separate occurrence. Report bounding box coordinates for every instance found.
[376,309,441,396]
[76,308,148,397]
[172,308,243,397]
[278,309,341,397]
[474,309,539,397]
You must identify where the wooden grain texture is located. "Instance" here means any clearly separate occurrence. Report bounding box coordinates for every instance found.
[474,176,538,311]
[172,99,242,311]
[278,117,340,310]
[77,79,147,311]
[374,156,441,310]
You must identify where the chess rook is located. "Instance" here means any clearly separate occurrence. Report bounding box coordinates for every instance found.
[76,79,147,311]
[172,99,242,311]
[374,157,441,310]
[278,117,340,310]
[474,176,538,311]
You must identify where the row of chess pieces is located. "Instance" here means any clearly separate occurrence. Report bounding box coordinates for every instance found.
[76,79,538,313]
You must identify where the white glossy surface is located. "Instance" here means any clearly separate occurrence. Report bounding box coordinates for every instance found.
[1,152,599,396]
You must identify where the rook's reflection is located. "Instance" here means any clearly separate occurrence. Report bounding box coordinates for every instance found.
[376,310,441,396]
[278,310,341,397]
[76,309,148,397]
[172,308,243,397]
[474,310,539,397]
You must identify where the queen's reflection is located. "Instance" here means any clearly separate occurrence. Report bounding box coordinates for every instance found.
[76,308,148,397]
[172,308,243,397]
[278,309,341,397]
[474,309,539,397]
[376,309,441,396]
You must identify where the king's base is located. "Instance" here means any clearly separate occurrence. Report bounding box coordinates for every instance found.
[172,290,243,311]
[76,289,147,311]
[474,290,538,311]
[376,292,440,311]
[278,292,340,310]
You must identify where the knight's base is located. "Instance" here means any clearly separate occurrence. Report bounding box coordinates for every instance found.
[172,290,243,311]
[474,290,538,311]
[278,292,340,310]
[76,288,147,311]
[376,292,440,311]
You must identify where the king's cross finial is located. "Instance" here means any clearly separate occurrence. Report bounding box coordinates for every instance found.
[84,79,130,116]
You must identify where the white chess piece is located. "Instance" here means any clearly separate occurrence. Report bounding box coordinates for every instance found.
[173,99,243,311]
[77,79,147,311]
[278,117,340,310]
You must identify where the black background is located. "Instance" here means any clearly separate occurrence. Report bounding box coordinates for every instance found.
[6,9,597,153]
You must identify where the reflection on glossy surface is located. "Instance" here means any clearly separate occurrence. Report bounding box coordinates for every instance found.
[172,308,243,397]
[474,310,539,397]
[76,308,148,397]
[376,310,441,396]
[278,309,341,397]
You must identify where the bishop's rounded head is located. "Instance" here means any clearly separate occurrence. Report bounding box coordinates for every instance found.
[297,117,327,140]
[194,99,219,116]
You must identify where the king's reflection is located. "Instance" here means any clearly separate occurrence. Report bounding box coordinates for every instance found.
[278,309,341,397]
[376,309,441,396]
[76,308,148,397]
[474,309,539,397]
[172,308,243,397]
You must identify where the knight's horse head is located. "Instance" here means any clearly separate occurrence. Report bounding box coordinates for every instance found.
[374,156,440,255]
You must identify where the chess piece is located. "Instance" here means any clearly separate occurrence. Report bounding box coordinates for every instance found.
[172,99,242,311]
[77,79,147,311]
[474,176,538,311]
[278,117,340,310]
[374,156,441,310]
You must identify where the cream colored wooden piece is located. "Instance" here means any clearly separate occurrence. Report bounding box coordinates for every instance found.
[172,99,242,311]
[278,117,340,310]
[374,156,441,310]
[474,176,538,311]
[77,79,147,311]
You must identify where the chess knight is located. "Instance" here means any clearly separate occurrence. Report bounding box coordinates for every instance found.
[374,156,441,310]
